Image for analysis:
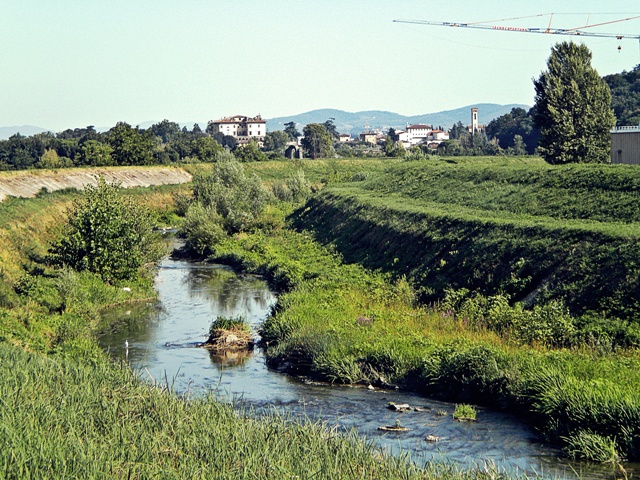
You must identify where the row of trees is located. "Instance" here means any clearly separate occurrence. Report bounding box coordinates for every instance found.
[0,116,336,170]
[1,42,630,168]
[0,122,224,170]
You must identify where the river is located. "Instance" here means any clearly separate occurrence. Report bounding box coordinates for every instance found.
[99,255,627,479]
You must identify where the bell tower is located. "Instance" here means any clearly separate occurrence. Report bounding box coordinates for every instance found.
[471,107,478,133]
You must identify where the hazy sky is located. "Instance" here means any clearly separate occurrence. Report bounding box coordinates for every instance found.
[2,1,639,131]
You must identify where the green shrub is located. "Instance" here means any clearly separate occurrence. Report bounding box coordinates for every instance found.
[190,161,271,233]
[437,344,508,400]
[181,203,225,255]
[14,273,63,313]
[453,404,477,421]
[49,178,164,283]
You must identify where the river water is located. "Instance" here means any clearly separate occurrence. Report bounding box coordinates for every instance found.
[99,256,627,479]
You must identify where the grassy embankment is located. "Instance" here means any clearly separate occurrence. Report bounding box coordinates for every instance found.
[0,178,491,479]
[205,156,640,463]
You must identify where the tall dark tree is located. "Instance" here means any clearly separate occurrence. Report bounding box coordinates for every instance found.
[284,121,301,141]
[301,124,334,159]
[533,42,615,164]
[323,118,339,139]
[263,130,290,155]
[449,121,468,140]
[191,123,205,137]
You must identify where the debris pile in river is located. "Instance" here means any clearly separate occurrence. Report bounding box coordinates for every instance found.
[202,316,254,353]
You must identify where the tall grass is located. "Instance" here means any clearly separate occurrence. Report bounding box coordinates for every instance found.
[0,343,445,479]
[292,187,640,322]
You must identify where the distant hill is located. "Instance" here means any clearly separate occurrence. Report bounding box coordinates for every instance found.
[0,125,50,140]
[266,104,530,136]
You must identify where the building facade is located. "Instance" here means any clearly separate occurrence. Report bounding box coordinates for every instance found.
[610,126,640,165]
[208,115,266,145]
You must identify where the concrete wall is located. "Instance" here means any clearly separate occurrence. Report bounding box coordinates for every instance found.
[0,166,192,202]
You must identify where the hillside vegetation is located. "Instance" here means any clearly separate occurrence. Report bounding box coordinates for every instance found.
[292,157,640,323]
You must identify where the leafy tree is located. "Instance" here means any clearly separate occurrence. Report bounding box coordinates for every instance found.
[79,140,114,166]
[38,149,63,169]
[190,136,223,162]
[233,140,268,162]
[301,123,334,159]
[49,178,163,283]
[263,130,290,155]
[604,64,640,126]
[149,119,181,143]
[511,135,527,156]
[383,135,405,157]
[284,121,301,141]
[57,126,99,141]
[533,42,616,164]
[107,122,155,166]
[212,132,238,150]
[437,139,465,156]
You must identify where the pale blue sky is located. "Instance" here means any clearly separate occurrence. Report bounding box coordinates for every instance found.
[2,1,639,131]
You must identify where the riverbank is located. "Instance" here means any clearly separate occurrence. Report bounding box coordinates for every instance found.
[208,224,640,466]
[195,156,640,465]
[0,186,501,479]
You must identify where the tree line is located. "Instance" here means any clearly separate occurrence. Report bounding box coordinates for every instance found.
[1,43,636,170]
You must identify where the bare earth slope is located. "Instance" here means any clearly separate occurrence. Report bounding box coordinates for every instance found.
[0,166,192,201]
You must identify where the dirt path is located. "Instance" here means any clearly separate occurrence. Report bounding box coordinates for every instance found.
[0,166,192,201]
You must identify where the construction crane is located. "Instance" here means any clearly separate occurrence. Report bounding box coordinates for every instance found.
[393,14,640,50]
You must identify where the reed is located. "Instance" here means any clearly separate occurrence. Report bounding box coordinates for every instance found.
[1,343,527,479]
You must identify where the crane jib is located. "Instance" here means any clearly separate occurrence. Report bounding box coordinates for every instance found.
[393,17,640,41]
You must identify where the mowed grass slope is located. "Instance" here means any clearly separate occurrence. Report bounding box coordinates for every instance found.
[292,158,640,321]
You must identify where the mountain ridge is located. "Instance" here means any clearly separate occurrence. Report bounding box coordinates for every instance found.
[266,104,530,136]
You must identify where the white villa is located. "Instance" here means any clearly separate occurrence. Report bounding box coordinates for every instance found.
[393,125,450,149]
[208,115,266,146]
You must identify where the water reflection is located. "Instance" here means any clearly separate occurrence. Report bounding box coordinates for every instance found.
[98,256,634,479]
[182,266,274,319]
[207,349,253,368]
